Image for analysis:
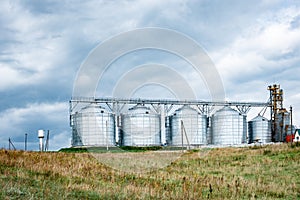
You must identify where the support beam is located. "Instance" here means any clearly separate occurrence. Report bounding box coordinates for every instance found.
[161,106,166,145]
[236,105,251,115]
[70,97,269,111]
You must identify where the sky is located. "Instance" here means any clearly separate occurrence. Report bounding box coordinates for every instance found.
[1,0,300,150]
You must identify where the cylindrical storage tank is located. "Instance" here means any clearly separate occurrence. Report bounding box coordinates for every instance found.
[169,105,207,146]
[38,130,45,138]
[71,104,115,147]
[211,106,246,145]
[275,110,290,142]
[121,105,160,146]
[248,115,271,144]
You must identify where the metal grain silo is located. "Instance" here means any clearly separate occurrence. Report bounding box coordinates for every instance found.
[121,105,160,146]
[71,104,115,147]
[211,106,246,145]
[248,115,271,144]
[275,109,291,142]
[169,105,207,146]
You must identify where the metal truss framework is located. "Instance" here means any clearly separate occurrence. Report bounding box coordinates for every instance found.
[70,97,269,116]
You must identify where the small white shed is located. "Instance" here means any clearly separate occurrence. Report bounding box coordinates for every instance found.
[293,129,300,142]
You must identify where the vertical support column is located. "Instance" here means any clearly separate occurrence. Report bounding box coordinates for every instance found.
[39,138,43,152]
[69,101,72,127]
[207,116,212,144]
[160,105,166,145]
[115,115,119,145]
[112,102,119,146]
[113,102,127,146]
[115,103,118,145]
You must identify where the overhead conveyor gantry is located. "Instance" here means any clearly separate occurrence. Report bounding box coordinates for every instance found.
[70,96,270,115]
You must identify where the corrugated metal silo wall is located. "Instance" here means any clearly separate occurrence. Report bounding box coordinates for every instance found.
[275,112,290,142]
[211,107,247,145]
[248,116,271,144]
[71,106,115,147]
[121,113,161,146]
[169,107,207,146]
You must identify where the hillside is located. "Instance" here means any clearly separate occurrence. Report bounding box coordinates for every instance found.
[0,144,299,199]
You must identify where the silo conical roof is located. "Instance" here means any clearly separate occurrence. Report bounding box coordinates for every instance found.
[213,106,239,116]
[250,115,268,122]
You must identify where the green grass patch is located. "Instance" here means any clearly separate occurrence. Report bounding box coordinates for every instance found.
[59,146,163,153]
[59,146,123,153]
[120,146,162,152]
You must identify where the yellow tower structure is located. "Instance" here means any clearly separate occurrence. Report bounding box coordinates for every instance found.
[268,84,293,142]
[268,84,283,141]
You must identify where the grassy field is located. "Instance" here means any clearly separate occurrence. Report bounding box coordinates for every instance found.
[0,143,299,199]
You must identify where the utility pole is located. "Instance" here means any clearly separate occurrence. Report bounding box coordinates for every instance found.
[181,120,190,150]
[25,133,27,151]
[181,120,184,152]
[45,130,50,151]
[106,121,108,151]
[290,106,293,143]
[8,138,16,150]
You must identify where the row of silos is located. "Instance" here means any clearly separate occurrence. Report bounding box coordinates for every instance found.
[71,104,161,147]
[71,104,271,147]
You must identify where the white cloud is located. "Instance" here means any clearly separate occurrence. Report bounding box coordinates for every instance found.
[0,2,74,91]
[213,6,300,86]
[0,65,30,90]
[0,0,191,93]
[50,130,71,151]
[208,5,300,125]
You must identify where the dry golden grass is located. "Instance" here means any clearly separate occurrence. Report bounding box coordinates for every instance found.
[91,151,183,173]
[0,143,299,199]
